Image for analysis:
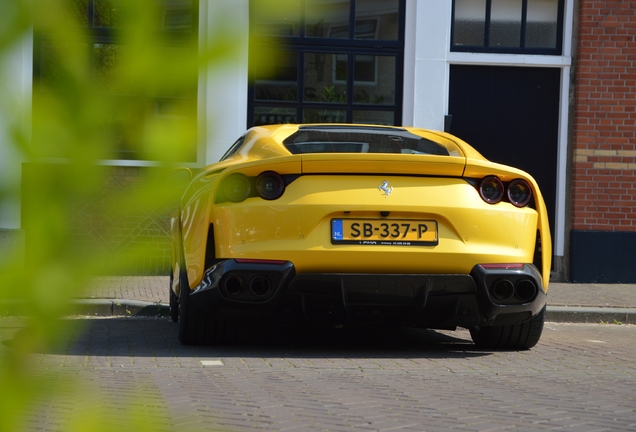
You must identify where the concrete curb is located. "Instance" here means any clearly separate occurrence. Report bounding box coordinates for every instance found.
[545,306,635,324]
[71,299,169,317]
[3,300,636,324]
[0,299,169,318]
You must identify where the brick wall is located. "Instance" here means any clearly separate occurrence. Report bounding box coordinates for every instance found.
[572,0,636,231]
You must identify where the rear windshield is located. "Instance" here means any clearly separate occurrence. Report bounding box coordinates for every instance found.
[283,126,450,156]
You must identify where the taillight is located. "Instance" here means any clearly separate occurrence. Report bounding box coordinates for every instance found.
[476,176,532,207]
[479,176,504,204]
[507,179,532,207]
[221,173,251,202]
[256,171,285,200]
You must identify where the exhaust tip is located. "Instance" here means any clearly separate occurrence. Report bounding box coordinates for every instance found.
[249,276,272,297]
[223,275,245,296]
[515,280,538,302]
[492,279,514,301]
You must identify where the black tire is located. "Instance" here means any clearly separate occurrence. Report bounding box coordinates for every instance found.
[177,270,215,345]
[176,270,237,346]
[169,273,179,323]
[470,307,545,350]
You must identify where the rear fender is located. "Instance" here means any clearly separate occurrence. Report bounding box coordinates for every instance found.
[464,158,552,289]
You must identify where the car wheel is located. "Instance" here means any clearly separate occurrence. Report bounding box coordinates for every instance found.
[176,270,237,345]
[177,270,216,345]
[469,306,545,350]
[169,273,179,323]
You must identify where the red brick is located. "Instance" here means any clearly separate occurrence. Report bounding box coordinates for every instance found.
[574,1,636,227]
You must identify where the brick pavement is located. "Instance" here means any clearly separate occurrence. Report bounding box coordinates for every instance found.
[4,318,636,431]
[82,276,169,304]
[548,282,636,308]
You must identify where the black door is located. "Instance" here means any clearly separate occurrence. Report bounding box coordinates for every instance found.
[448,65,560,234]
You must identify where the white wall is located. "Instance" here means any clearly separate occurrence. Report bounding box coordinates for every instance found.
[0,32,31,230]
[405,0,453,131]
[203,0,250,164]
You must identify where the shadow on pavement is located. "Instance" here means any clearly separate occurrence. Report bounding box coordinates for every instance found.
[2,317,492,359]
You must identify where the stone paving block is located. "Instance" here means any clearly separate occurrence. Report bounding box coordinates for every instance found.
[5,318,636,431]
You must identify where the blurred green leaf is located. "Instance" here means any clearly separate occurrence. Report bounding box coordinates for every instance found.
[0,0,253,430]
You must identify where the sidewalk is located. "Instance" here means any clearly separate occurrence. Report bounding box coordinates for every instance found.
[71,276,636,324]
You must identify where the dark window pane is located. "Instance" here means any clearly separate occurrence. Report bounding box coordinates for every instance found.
[106,95,196,160]
[248,0,404,127]
[154,46,199,97]
[490,0,522,47]
[352,110,394,125]
[254,106,298,126]
[453,0,486,46]
[354,19,376,39]
[93,43,123,93]
[154,97,196,119]
[109,96,145,157]
[94,0,194,32]
[254,51,298,101]
[526,0,559,48]
[306,0,350,38]
[39,42,61,90]
[283,126,447,154]
[251,0,301,36]
[304,52,347,103]
[353,54,375,82]
[66,0,88,26]
[353,55,395,105]
[355,0,399,40]
[93,0,122,28]
[40,41,88,91]
[159,0,194,32]
[334,54,348,81]
[303,108,346,123]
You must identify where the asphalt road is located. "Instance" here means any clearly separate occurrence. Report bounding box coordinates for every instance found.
[2,317,635,431]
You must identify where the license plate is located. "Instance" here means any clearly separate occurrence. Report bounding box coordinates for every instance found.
[331,219,438,246]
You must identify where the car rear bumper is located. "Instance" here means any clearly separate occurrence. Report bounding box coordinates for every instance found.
[189,260,547,329]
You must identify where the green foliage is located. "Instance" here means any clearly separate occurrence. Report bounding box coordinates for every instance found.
[320,85,347,103]
[599,319,623,325]
[0,0,261,430]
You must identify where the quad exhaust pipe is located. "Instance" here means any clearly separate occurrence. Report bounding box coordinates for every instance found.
[221,274,274,300]
[491,279,537,303]
[492,279,514,301]
[223,275,244,296]
[249,276,272,297]
[515,279,538,302]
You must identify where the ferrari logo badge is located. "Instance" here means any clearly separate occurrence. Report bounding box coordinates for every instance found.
[378,180,393,197]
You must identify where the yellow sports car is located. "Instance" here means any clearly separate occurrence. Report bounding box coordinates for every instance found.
[170,124,551,349]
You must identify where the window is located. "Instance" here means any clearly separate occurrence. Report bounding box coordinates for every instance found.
[33,0,198,161]
[249,0,404,127]
[451,0,564,55]
[282,126,454,156]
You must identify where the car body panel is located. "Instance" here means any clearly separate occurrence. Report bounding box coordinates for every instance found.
[300,153,467,177]
[171,124,551,348]
[212,175,539,275]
